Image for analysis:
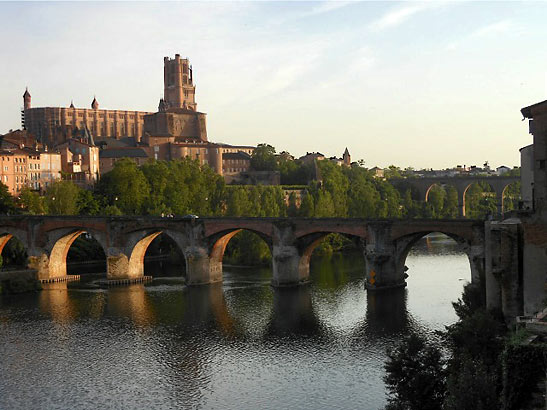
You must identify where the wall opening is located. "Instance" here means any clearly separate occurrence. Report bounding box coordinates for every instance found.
[66,233,107,277]
[0,235,27,270]
[217,230,272,282]
[464,182,497,218]
[143,233,186,278]
[424,184,459,218]
[402,232,471,323]
[307,233,363,287]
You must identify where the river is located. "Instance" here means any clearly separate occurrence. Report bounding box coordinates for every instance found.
[0,234,469,410]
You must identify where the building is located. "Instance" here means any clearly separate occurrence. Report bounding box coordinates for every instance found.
[496,165,511,175]
[20,54,258,180]
[520,144,534,210]
[56,130,99,188]
[0,147,61,195]
[99,147,150,174]
[370,167,385,178]
[22,91,153,147]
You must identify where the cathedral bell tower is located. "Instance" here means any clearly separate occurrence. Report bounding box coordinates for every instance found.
[163,54,197,111]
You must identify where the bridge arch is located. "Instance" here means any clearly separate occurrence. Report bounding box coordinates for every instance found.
[295,232,364,281]
[125,229,188,279]
[0,231,28,269]
[46,228,108,279]
[392,229,482,287]
[208,228,273,271]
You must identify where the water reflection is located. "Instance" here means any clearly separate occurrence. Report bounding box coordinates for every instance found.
[0,235,468,410]
[265,286,323,338]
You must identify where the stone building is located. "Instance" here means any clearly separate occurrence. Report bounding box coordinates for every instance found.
[56,130,99,188]
[22,91,153,147]
[0,147,61,195]
[20,53,257,179]
[99,147,150,174]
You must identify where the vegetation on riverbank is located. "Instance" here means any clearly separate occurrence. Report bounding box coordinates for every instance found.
[383,282,547,410]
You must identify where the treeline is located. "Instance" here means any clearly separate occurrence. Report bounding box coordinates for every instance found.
[0,156,519,220]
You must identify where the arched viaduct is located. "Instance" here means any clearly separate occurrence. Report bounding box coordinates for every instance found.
[393,176,519,217]
[0,216,486,291]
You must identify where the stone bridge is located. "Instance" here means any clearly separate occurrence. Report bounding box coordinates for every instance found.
[0,216,486,290]
[393,176,519,217]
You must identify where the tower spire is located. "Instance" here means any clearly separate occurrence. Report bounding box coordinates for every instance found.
[23,87,31,110]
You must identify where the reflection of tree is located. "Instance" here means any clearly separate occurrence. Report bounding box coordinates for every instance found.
[310,253,364,289]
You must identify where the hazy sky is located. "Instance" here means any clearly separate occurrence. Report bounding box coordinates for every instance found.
[1,1,545,169]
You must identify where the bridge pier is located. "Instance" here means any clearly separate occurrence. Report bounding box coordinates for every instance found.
[184,246,222,286]
[365,223,406,290]
[485,221,523,323]
[271,244,306,287]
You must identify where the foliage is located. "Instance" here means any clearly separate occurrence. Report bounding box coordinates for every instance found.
[96,158,149,215]
[77,189,101,215]
[1,237,27,267]
[45,180,81,215]
[452,281,486,321]
[384,333,447,410]
[444,355,500,410]
[250,143,277,171]
[18,187,46,214]
[0,182,17,215]
[501,343,547,410]
[224,230,271,266]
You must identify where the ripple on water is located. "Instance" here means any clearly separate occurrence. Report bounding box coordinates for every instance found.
[0,236,467,410]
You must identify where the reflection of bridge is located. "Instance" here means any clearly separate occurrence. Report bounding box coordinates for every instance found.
[393,176,519,217]
[0,216,485,291]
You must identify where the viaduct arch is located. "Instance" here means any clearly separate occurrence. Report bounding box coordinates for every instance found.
[395,176,519,217]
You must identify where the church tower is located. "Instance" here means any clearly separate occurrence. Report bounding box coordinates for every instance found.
[163,54,197,111]
[23,88,31,110]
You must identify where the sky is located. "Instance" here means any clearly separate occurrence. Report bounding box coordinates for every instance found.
[0,1,546,169]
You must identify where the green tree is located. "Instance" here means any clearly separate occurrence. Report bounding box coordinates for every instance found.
[427,185,446,218]
[250,143,277,171]
[76,189,101,215]
[0,182,16,215]
[299,192,315,217]
[18,187,45,215]
[384,333,447,410]
[97,159,150,215]
[45,180,81,215]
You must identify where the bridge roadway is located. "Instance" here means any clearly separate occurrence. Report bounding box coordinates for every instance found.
[393,176,519,217]
[0,216,486,290]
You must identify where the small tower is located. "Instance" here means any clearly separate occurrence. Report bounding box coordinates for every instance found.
[70,100,75,108]
[91,96,99,110]
[23,88,31,110]
[343,147,351,166]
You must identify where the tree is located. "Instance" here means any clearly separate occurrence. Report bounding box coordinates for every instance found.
[384,333,447,410]
[76,189,101,215]
[18,187,45,215]
[250,143,277,171]
[97,159,150,215]
[45,180,81,215]
[0,182,16,215]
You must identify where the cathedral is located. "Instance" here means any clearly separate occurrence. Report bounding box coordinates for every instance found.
[21,54,254,177]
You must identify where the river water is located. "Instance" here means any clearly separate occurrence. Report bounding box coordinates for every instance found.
[0,234,469,410]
